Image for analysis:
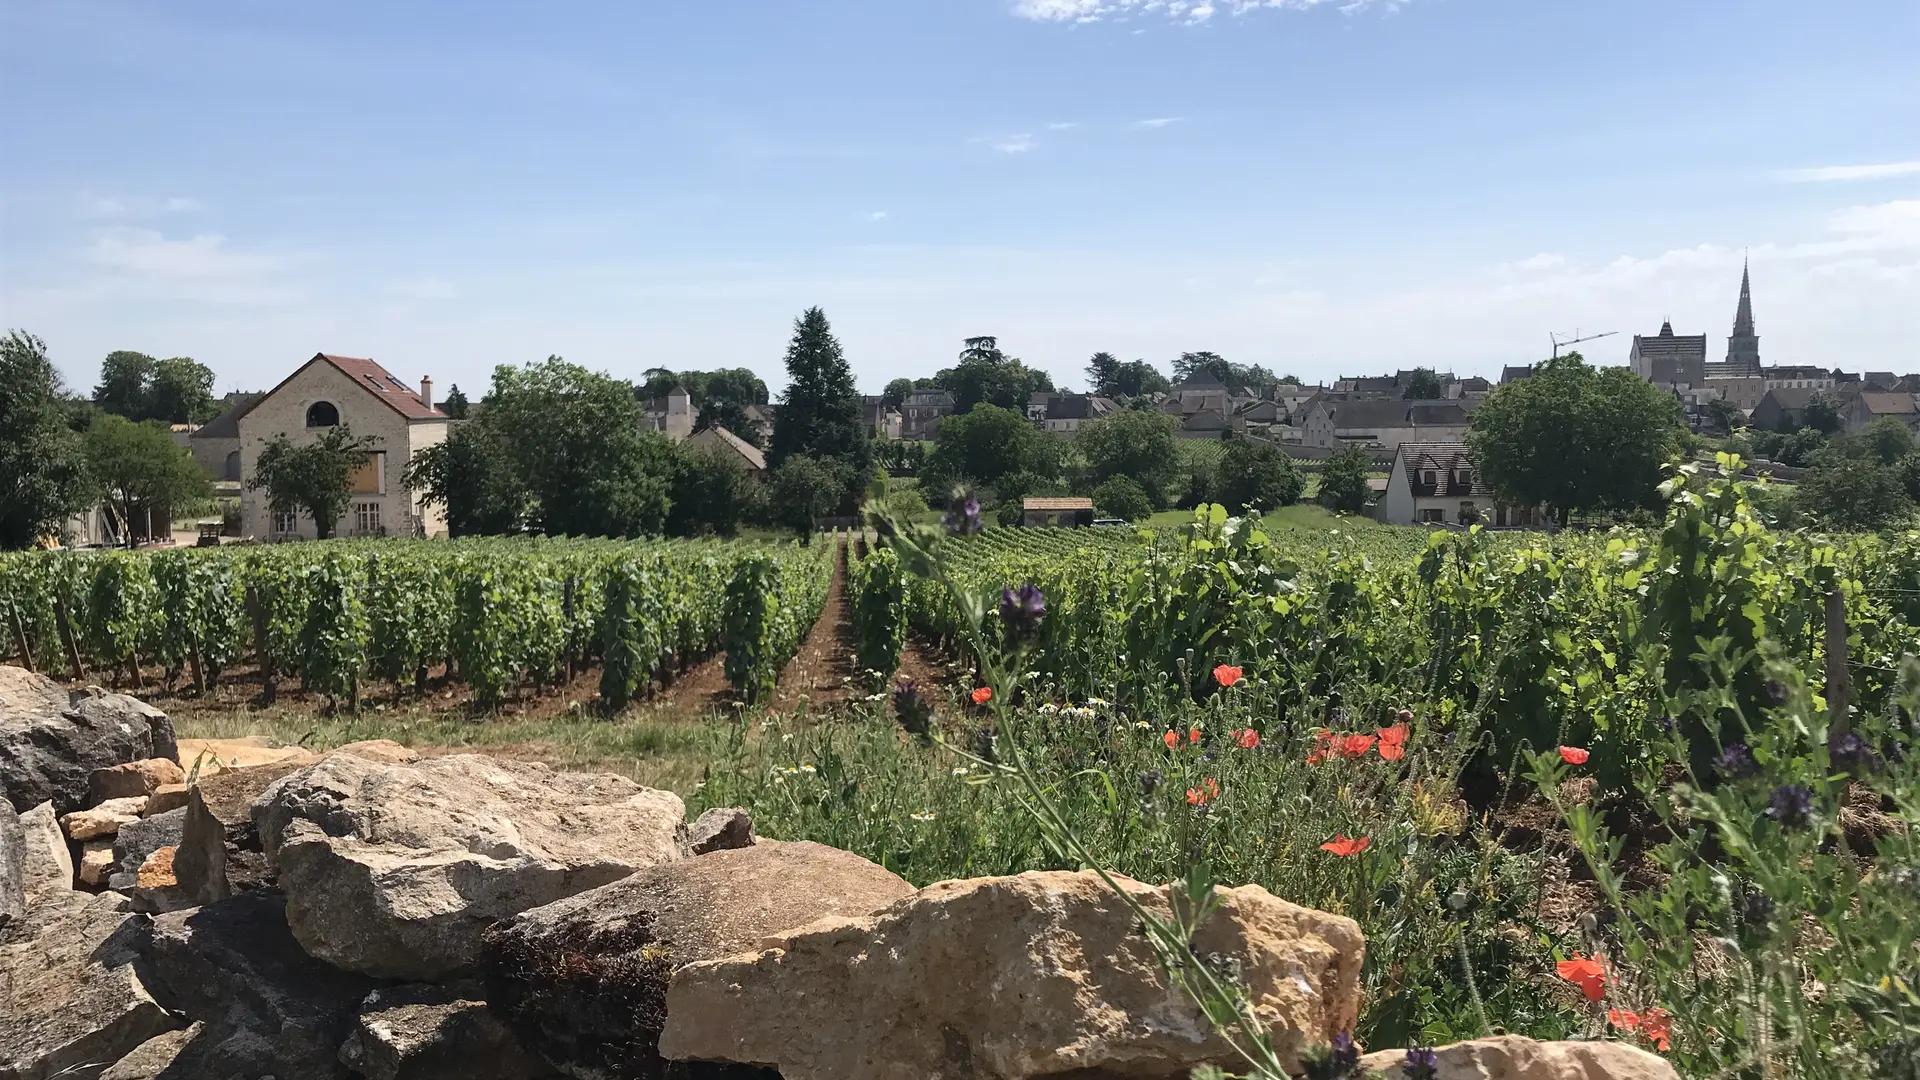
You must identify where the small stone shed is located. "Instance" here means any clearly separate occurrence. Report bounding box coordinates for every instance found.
[1021,497,1095,528]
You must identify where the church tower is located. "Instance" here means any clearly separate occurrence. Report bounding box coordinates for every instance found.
[1725,259,1761,376]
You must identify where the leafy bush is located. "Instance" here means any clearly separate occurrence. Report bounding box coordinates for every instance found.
[849,545,906,681]
[1092,476,1153,521]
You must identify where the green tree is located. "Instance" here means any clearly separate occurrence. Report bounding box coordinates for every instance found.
[148,356,217,424]
[923,403,1058,493]
[1466,352,1685,523]
[82,415,212,546]
[439,384,471,419]
[249,425,376,540]
[1803,392,1844,435]
[94,350,157,419]
[1860,416,1914,464]
[1173,351,1277,386]
[1077,409,1182,506]
[770,309,870,491]
[1796,453,1912,530]
[1,331,95,549]
[1399,367,1443,400]
[765,456,846,538]
[881,378,915,411]
[1084,352,1121,394]
[1705,397,1744,433]
[934,336,1054,413]
[1092,476,1153,521]
[1214,436,1305,513]
[1773,427,1828,467]
[1086,352,1170,398]
[667,444,762,537]
[401,422,528,536]
[482,357,676,537]
[1319,444,1373,514]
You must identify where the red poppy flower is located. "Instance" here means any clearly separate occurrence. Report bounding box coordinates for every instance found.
[1306,730,1338,765]
[1639,1007,1673,1052]
[1233,728,1260,750]
[1558,746,1590,765]
[1556,954,1608,1002]
[1319,834,1370,856]
[1608,1008,1641,1033]
[1340,734,1378,759]
[1189,727,1201,745]
[1213,664,1243,688]
[971,687,992,705]
[1186,778,1220,806]
[1163,730,1181,749]
[1377,723,1410,761]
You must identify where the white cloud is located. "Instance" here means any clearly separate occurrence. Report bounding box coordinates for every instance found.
[84,194,205,219]
[1013,0,1396,23]
[1512,253,1567,272]
[1781,161,1920,183]
[991,133,1037,154]
[79,227,299,305]
[1046,121,1080,131]
[867,210,889,221]
[1134,117,1182,129]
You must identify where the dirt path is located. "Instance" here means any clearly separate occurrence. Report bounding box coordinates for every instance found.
[770,542,860,715]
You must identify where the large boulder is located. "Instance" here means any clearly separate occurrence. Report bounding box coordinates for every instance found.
[0,892,180,1080]
[0,666,177,815]
[337,981,556,1080]
[254,752,687,980]
[660,870,1365,1080]
[484,839,914,1079]
[98,1023,200,1080]
[171,756,315,905]
[143,890,382,1080]
[1357,1035,1680,1080]
[0,800,23,929]
[89,759,187,806]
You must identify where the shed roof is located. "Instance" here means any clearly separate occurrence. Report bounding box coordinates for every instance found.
[1022,497,1094,512]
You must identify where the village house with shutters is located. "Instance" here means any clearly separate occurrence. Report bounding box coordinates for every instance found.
[236,353,450,540]
[1379,442,1542,528]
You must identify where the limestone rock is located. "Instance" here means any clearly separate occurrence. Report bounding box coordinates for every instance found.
[62,796,149,840]
[144,784,190,816]
[171,756,314,905]
[175,735,314,776]
[88,759,188,806]
[0,800,22,929]
[144,891,381,1080]
[1357,1035,1680,1080]
[337,981,556,1080]
[125,846,189,914]
[335,738,420,763]
[660,869,1365,1080]
[486,839,913,1078]
[98,1023,201,1080]
[255,752,687,980]
[137,847,178,887]
[0,666,177,814]
[78,838,118,887]
[109,808,185,888]
[0,891,180,1080]
[685,807,755,855]
[18,801,73,901]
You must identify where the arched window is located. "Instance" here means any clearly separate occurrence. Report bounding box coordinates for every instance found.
[306,401,340,428]
[223,450,241,481]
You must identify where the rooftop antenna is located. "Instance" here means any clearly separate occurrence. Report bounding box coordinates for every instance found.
[1549,329,1619,359]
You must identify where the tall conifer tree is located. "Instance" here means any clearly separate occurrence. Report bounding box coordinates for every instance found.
[770,308,868,479]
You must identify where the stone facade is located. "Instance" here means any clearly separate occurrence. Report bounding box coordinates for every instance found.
[237,355,449,540]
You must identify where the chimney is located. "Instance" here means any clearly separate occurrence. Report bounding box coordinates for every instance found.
[420,376,434,412]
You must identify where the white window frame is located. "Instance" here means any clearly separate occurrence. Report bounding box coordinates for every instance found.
[272,509,299,537]
[355,501,383,536]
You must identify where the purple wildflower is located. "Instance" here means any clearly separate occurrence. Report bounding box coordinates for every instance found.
[1402,1045,1440,1080]
[1829,730,1877,772]
[944,494,983,536]
[999,582,1047,634]
[1764,784,1814,828]
[1714,742,1760,779]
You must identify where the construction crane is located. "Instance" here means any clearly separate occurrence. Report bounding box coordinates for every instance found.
[1549,329,1618,359]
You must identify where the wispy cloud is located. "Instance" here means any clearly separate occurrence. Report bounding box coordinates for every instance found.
[386,277,457,301]
[990,133,1037,154]
[1012,0,1401,23]
[1134,117,1182,129]
[84,194,205,219]
[1781,161,1920,183]
[867,210,889,221]
[1046,121,1080,131]
[82,227,300,305]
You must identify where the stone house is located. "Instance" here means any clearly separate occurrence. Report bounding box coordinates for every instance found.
[1846,393,1920,433]
[1763,365,1834,390]
[237,353,450,540]
[1379,442,1541,528]
[1029,393,1118,435]
[1750,387,1847,432]
[1020,496,1094,528]
[901,390,955,440]
[186,393,264,482]
[685,425,768,473]
[1301,398,1474,450]
[1629,322,1708,390]
[641,386,695,441]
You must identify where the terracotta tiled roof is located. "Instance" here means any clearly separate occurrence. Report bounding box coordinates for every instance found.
[1022,497,1094,512]
[314,354,445,420]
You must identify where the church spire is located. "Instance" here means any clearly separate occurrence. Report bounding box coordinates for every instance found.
[1732,258,1755,336]
[1725,258,1761,375]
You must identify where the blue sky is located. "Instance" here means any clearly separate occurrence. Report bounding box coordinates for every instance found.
[2,0,1915,398]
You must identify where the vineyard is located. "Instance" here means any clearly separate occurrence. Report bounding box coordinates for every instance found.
[0,536,833,710]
